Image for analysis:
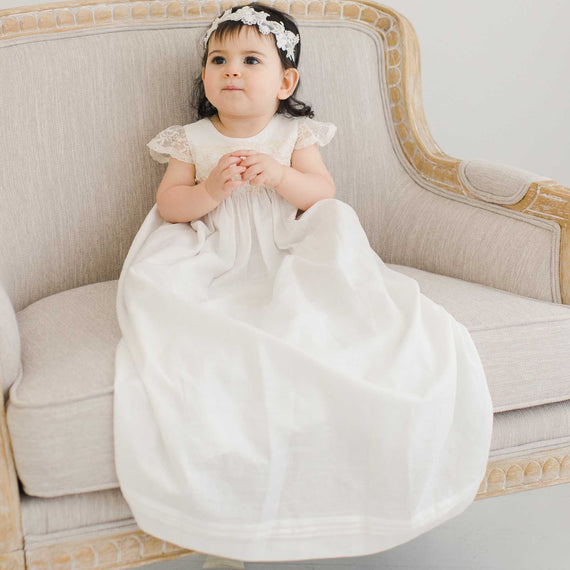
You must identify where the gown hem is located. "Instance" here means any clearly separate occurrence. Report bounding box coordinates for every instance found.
[120,483,480,562]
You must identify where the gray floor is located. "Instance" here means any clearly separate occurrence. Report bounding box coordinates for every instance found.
[144,482,570,570]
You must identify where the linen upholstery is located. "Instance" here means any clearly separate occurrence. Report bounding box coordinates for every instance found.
[19,487,136,548]
[0,22,560,321]
[7,270,570,498]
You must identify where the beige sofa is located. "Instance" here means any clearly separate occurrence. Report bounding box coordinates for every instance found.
[1,0,569,568]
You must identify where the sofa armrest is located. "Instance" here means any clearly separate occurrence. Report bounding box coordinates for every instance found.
[0,282,21,405]
[456,160,570,302]
[411,155,570,304]
[439,158,570,303]
[0,281,24,556]
[0,391,23,558]
[390,12,570,303]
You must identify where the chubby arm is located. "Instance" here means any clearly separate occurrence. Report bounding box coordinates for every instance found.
[156,158,215,223]
[156,155,244,223]
[231,143,335,211]
[282,143,336,210]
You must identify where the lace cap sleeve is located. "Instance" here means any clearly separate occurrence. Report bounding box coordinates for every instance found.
[146,125,194,164]
[294,118,337,150]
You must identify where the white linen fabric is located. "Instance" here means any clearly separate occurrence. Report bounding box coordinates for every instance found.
[113,113,493,562]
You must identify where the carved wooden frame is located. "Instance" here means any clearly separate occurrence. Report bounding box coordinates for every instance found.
[1,0,569,567]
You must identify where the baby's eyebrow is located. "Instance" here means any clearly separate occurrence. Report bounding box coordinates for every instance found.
[208,49,267,57]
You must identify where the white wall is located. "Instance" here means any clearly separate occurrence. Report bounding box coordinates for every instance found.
[387,0,570,186]
[2,0,569,185]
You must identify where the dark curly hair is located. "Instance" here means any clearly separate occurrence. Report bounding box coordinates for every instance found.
[192,2,314,119]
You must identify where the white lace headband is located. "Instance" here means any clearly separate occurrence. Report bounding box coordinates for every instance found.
[203,6,300,62]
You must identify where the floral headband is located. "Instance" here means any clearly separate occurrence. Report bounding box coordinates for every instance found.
[203,6,300,62]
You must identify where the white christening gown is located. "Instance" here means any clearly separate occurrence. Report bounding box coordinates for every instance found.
[113,113,493,562]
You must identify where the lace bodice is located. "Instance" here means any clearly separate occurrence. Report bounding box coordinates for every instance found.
[147,114,336,191]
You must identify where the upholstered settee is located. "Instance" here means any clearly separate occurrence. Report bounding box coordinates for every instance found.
[1,0,569,568]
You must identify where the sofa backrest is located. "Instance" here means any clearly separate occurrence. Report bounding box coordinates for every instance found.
[0,0,561,312]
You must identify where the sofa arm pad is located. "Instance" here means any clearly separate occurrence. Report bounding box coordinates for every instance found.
[458,159,549,205]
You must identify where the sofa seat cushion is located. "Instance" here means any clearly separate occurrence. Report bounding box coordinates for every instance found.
[390,264,570,412]
[7,270,570,498]
[7,280,121,497]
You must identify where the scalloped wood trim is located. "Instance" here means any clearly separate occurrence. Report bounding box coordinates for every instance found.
[477,445,570,500]
[24,530,195,570]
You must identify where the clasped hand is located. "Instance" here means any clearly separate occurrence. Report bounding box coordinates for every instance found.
[204,150,285,202]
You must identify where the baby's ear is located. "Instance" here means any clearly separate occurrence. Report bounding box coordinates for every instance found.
[278,68,299,100]
[201,68,206,82]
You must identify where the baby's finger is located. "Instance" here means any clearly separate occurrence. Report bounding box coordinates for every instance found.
[222,163,246,177]
[223,151,246,160]
[218,155,243,170]
[230,150,256,157]
[222,166,246,184]
[242,165,263,182]
[238,155,260,168]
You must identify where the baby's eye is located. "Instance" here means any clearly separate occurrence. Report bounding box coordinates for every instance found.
[244,56,260,65]
[211,56,225,64]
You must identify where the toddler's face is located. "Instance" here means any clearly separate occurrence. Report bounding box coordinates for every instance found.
[202,26,290,123]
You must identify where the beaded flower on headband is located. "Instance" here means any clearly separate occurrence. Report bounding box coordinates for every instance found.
[203,6,300,62]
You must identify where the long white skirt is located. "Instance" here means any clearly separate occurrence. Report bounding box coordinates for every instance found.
[113,187,493,562]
